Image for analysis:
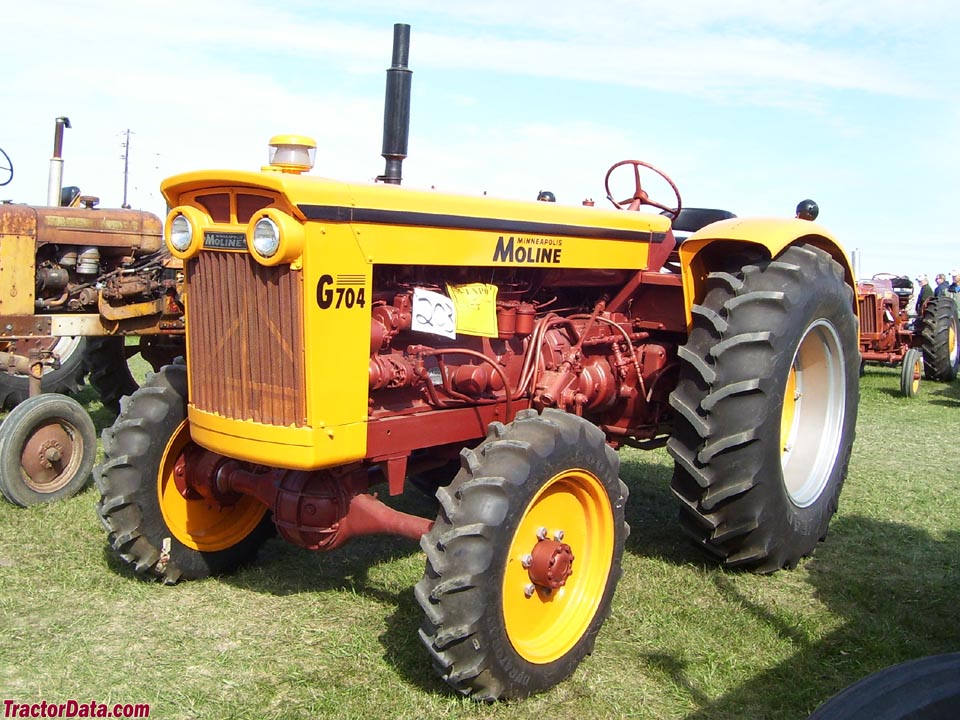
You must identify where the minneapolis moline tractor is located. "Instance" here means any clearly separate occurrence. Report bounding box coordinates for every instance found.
[95,25,860,700]
[0,118,184,506]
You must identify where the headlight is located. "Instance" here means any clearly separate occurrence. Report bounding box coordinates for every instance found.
[252,217,280,258]
[165,206,207,259]
[246,209,304,266]
[169,214,193,252]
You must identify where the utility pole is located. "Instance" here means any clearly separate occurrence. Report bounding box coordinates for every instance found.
[121,129,132,209]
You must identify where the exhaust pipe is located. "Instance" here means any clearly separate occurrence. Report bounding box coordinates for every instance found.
[47,116,71,206]
[377,23,412,185]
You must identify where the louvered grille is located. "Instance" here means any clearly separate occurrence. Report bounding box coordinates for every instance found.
[186,252,305,426]
[858,296,878,334]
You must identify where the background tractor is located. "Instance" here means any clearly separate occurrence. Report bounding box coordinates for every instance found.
[0,118,184,506]
[857,274,959,397]
[94,25,861,701]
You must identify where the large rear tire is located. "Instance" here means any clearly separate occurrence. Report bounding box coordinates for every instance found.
[919,295,959,381]
[0,336,86,410]
[82,337,139,414]
[94,363,273,583]
[415,408,628,700]
[668,243,859,573]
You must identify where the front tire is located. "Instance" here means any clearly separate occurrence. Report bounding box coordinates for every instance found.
[0,393,96,506]
[415,409,628,700]
[94,364,272,583]
[668,244,859,573]
[900,347,922,398]
[919,295,959,381]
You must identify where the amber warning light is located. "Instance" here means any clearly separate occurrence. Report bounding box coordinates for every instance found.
[266,134,317,173]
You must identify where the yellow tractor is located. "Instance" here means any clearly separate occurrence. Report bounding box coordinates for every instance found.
[94,25,860,700]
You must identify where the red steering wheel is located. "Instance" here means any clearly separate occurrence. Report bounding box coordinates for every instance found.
[604,159,681,218]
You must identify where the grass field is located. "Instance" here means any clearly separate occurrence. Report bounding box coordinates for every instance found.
[1,362,958,719]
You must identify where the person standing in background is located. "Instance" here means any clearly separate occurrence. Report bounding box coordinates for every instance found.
[934,273,949,297]
[915,274,933,315]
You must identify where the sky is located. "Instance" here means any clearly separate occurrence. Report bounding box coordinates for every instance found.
[2,0,959,284]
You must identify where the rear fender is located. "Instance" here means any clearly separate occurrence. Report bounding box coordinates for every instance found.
[677,217,856,330]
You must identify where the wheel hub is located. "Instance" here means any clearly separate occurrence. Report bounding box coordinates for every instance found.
[527,539,574,590]
[21,422,73,491]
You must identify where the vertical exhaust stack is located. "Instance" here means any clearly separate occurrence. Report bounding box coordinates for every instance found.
[377,23,412,185]
[47,116,71,206]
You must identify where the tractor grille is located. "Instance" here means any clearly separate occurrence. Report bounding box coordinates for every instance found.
[186,252,306,426]
[858,295,878,335]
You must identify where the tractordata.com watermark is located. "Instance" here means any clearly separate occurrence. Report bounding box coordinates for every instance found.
[3,700,149,718]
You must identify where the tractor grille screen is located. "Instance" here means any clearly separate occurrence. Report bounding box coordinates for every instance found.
[858,295,878,334]
[187,252,306,427]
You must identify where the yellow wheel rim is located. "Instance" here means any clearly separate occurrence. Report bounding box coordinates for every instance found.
[780,365,798,460]
[910,356,922,394]
[502,469,614,664]
[158,420,269,552]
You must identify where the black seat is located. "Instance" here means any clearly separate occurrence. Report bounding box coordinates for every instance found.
[671,207,737,234]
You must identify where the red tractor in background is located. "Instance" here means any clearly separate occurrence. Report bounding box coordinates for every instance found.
[857,274,959,396]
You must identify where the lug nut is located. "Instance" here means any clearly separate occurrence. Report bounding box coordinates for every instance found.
[524,584,536,598]
[536,527,548,541]
[521,554,533,569]
[554,529,565,541]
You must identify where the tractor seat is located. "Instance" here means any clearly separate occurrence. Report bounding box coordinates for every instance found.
[671,207,738,236]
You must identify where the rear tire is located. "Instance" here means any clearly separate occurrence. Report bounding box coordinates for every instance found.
[415,408,628,700]
[900,347,922,398]
[94,363,273,583]
[920,295,959,381]
[0,393,96,506]
[82,337,139,414]
[668,244,859,573]
[0,336,86,410]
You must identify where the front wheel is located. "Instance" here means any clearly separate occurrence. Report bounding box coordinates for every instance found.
[0,393,96,506]
[415,409,629,700]
[668,243,859,573]
[900,347,922,398]
[94,364,273,583]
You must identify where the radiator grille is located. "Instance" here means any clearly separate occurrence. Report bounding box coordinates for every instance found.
[858,295,878,335]
[187,252,306,426]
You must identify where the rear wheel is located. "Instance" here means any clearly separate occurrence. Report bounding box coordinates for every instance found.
[415,408,628,700]
[0,336,86,409]
[668,243,859,573]
[82,337,139,414]
[900,347,922,398]
[0,393,96,506]
[920,295,959,381]
[94,363,272,583]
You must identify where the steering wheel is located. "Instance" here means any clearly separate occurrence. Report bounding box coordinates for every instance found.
[604,159,681,218]
[0,147,12,187]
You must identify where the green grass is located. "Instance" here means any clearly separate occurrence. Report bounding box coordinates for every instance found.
[1,363,959,719]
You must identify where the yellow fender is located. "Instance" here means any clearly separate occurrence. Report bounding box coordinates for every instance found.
[677,216,856,329]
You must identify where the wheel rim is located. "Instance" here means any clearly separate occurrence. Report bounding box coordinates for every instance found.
[20,418,85,493]
[502,469,614,664]
[910,355,922,394]
[780,319,846,507]
[949,323,958,366]
[157,420,269,552]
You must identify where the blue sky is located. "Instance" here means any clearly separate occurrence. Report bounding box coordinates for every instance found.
[3,0,958,282]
